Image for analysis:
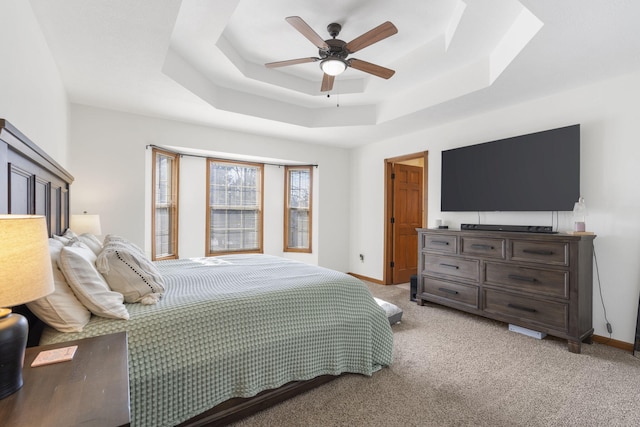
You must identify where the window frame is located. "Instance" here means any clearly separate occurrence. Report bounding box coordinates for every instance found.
[283,165,313,253]
[206,158,264,256]
[151,148,179,261]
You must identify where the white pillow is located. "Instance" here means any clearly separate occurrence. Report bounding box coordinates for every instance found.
[96,240,165,304]
[26,239,92,332]
[52,228,78,245]
[58,245,129,320]
[77,233,103,255]
[103,234,146,256]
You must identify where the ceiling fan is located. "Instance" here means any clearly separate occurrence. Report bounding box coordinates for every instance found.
[265,16,398,92]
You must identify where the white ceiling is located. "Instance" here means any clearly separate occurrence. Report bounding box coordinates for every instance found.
[29,0,640,148]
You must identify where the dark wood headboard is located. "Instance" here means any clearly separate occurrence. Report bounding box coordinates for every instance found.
[1,119,74,345]
[0,119,74,235]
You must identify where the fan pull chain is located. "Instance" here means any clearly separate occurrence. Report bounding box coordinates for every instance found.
[326,84,340,107]
[327,93,339,107]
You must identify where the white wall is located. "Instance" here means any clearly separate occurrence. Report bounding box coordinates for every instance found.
[349,70,640,344]
[69,104,350,272]
[0,0,69,166]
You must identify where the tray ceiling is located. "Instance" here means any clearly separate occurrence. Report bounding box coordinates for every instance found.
[29,0,640,147]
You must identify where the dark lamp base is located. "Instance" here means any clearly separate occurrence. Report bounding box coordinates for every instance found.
[0,312,28,400]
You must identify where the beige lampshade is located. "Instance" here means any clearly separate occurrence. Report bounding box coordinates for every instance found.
[70,213,102,235]
[0,215,54,308]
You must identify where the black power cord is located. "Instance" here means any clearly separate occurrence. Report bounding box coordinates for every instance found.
[593,244,612,337]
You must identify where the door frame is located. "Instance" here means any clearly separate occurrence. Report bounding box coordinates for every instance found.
[383,151,428,285]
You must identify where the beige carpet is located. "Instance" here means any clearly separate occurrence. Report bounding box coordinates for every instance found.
[233,281,640,426]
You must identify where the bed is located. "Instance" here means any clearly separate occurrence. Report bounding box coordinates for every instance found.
[0,119,394,426]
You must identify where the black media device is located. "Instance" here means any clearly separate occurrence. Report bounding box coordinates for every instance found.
[461,223,555,233]
[441,124,580,212]
[410,275,417,301]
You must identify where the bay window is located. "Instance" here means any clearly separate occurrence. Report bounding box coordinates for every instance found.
[207,159,263,255]
[284,166,312,252]
[152,148,179,260]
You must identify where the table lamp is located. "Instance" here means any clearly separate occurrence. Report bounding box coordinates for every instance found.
[70,211,102,235]
[0,215,54,399]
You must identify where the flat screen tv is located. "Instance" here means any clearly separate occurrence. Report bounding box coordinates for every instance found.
[441,124,580,212]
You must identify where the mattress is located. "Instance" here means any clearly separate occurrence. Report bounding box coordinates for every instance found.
[40,254,393,427]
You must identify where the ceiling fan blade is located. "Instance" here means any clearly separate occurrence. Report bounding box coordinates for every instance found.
[349,59,395,79]
[285,16,329,50]
[345,21,398,53]
[321,73,335,92]
[265,57,318,68]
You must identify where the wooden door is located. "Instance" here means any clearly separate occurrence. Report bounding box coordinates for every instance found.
[392,164,423,284]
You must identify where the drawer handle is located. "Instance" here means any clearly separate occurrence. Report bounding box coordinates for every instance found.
[507,303,537,313]
[431,240,450,246]
[523,249,554,256]
[439,263,459,269]
[439,287,459,295]
[507,274,537,283]
[471,244,494,250]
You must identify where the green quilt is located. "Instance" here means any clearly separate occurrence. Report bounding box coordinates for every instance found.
[40,254,393,427]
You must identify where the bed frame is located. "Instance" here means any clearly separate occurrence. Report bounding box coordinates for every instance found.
[0,118,338,426]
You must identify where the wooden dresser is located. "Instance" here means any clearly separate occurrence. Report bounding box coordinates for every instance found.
[416,228,596,353]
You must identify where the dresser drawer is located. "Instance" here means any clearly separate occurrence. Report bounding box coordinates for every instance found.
[422,233,457,254]
[460,236,505,259]
[423,254,479,282]
[484,263,568,298]
[423,277,478,309]
[510,240,568,266]
[483,289,568,331]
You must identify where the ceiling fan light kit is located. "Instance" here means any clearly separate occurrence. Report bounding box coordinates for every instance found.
[320,58,347,76]
[265,16,398,92]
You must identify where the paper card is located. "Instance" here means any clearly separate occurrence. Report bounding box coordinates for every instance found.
[31,345,78,367]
